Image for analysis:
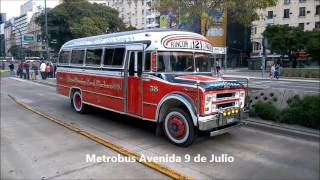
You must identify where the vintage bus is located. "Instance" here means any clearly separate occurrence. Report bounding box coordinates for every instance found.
[56,29,247,146]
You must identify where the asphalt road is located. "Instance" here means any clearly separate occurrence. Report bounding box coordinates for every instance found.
[1,77,320,180]
[224,71,320,93]
[248,79,320,93]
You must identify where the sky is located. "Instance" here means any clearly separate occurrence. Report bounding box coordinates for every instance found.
[0,0,60,20]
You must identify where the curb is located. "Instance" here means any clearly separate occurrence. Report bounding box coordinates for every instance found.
[34,80,56,87]
[243,119,320,141]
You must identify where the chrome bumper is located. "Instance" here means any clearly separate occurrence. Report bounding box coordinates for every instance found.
[210,122,243,136]
[198,109,248,131]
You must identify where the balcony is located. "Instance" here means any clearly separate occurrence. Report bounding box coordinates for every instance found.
[146,12,160,19]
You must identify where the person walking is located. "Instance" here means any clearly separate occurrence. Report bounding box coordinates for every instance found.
[31,63,38,80]
[275,63,281,80]
[45,62,51,79]
[17,62,23,78]
[19,62,26,79]
[40,61,46,80]
[53,63,57,78]
[270,64,275,80]
[49,61,54,78]
[24,62,30,80]
[8,62,15,76]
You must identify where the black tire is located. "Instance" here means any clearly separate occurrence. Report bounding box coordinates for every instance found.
[71,90,86,113]
[163,107,196,147]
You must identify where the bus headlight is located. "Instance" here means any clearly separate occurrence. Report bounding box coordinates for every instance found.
[204,94,212,114]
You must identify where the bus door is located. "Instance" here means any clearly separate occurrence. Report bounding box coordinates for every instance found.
[125,44,144,117]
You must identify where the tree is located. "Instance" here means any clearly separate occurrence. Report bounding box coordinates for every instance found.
[36,0,128,52]
[305,30,320,64]
[263,25,320,67]
[8,45,19,58]
[154,0,277,35]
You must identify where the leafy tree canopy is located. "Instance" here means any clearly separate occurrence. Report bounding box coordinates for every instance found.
[36,0,128,51]
[154,0,277,35]
[263,25,320,64]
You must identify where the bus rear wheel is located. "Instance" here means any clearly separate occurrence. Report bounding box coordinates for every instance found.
[71,91,86,113]
[163,108,195,147]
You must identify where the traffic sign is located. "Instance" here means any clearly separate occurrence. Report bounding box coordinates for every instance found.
[23,34,34,41]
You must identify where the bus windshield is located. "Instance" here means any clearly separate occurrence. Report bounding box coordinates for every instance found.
[157,52,212,72]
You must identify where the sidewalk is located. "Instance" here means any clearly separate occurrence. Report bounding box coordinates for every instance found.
[224,68,320,83]
[26,74,56,86]
[34,77,56,87]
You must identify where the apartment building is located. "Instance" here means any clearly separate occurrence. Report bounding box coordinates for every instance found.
[251,0,320,58]
[4,19,16,56]
[89,0,159,29]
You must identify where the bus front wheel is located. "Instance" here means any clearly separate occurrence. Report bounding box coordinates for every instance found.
[163,108,195,147]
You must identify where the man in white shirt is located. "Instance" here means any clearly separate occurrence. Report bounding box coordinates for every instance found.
[40,61,47,80]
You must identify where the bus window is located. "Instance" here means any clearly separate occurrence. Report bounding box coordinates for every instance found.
[113,48,125,66]
[59,50,70,64]
[86,49,102,66]
[195,53,211,72]
[137,52,142,76]
[145,52,151,71]
[71,49,85,65]
[129,52,135,76]
[103,48,124,67]
[157,52,194,72]
[104,48,114,66]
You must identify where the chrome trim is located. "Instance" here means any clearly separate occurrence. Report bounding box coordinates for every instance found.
[156,93,198,126]
[57,68,124,77]
[210,122,243,136]
[198,113,242,131]
[143,101,158,106]
[198,114,220,130]
[82,90,124,100]
[57,84,69,88]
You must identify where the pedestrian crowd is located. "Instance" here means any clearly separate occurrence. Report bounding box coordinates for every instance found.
[8,60,56,80]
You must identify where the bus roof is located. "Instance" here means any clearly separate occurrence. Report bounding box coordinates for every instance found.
[61,28,215,53]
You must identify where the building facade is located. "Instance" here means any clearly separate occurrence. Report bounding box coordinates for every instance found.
[4,20,16,57]
[13,12,34,48]
[3,0,59,58]
[145,0,160,28]
[25,11,45,57]
[251,0,320,58]
[88,0,159,29]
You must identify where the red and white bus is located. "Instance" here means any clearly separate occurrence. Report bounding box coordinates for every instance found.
[56,29,247,146]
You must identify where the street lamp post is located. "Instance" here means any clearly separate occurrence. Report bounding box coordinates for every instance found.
[44,0,49,60]
[9,23,23,60]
